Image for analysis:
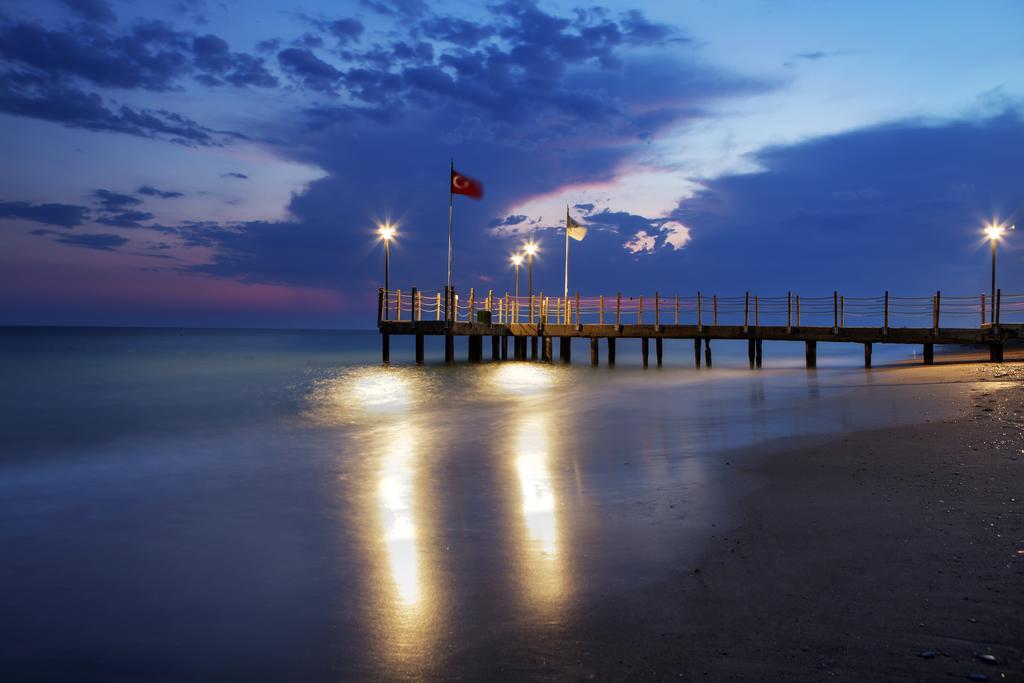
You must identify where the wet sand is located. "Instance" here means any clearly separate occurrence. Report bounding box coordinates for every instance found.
[657,361,1024,680]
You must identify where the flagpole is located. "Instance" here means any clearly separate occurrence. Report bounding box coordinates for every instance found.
[447,158,453,323]
[564,204,570,298]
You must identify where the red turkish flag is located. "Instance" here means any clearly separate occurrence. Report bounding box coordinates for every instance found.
[451,169,483,199]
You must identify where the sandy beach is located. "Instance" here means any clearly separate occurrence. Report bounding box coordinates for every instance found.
[590,360,1024,681]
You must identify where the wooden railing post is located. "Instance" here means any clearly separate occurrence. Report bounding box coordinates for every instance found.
[883,291,889,335]
[436,292,442,321]
[754,295,759,327]
[396,289,402,321]
[996,289,1002,325]
[832,291,838,334]
[840,295,844,328]
[454,293,459,322]
[411,287,418,322]
[616,292,622,327]
[377,288,384,325]
[933,290,940,334]
[599,295,605,325]
[654,291,660,327]
[787,291,792,333]
[468,288,474,323]
[575,292,580,326]
[713,294,718,326]
[981,293,986,325]
[675,295,680,325]
[697,291,703,330]
[637,295,643,325]
[796,294,801,326]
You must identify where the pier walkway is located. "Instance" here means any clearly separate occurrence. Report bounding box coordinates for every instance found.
[377,288,1023,367]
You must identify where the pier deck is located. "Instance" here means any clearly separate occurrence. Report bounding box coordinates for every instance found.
[377,288,1023,366]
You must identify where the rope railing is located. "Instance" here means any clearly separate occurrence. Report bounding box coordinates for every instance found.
[378,288,1023,329]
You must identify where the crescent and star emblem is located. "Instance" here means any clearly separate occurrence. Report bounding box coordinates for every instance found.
[453,175,468,189]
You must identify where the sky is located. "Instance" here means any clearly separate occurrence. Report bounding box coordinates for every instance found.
[0,0,1022,328]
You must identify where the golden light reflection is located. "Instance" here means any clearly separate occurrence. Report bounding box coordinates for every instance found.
[352,372,412,413]
[509,409,567,607]
[516,414,557,558]
[378,428,421,607]
[490,363,555,397]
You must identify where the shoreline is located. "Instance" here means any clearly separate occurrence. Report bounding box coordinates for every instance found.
[669,361,1024,680]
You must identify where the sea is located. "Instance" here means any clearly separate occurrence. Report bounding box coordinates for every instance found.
[0,327,970,679]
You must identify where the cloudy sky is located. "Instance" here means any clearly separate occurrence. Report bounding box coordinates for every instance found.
[1,0,1022,327]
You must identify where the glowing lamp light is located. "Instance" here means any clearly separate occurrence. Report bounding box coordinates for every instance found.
[985,223,1005,241]
[511,253,524,266]
[378,222,397,241]
[523,241,538,256]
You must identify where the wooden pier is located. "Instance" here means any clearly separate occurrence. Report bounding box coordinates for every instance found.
[378,288,1023,367]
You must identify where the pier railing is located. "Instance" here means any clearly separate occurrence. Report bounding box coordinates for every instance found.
[378,288,1023,328]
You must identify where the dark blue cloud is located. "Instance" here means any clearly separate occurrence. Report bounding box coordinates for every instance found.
[668,110,1024,294]
[55,232,129,250]
[93,189,141,211]
[222,172,248,179]
[137,185,184,198]
[420,18,493,47]
[59,0,117,25]
[328,18,364,44]
[277,48,341,93]
[0,200,88,227]
[96,210,154,228]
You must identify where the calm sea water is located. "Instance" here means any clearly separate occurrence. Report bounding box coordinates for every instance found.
[0,328,966,679]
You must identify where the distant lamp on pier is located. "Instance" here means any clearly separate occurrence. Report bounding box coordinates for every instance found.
[523,241,539,298]
[511,253,524,300]
[984,221,1014,322]
[378,222,397,309]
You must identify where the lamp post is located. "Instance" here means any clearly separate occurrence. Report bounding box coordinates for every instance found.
[511,253,523,323]
[985,222,1015,322]
[524,240,540,296]
[523,241,538,323]
[378,222,396,316]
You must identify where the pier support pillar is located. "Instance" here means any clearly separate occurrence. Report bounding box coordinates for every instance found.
[755,339,763,369]
[514,337,526,360]
[501,333,508,361]
[469,335,483,362]
[990,342,1004,362]
[415,333,424,365]
[444,334,454,364]
[923,343,934,365]
[590,338,599,366]
[694,338,701,368]
[543,336,553,362]
[560,337,572,363]
[747,338,756,369]
[607,338,616,366]
[491,335,500,361]
[641,337,649,368]
[704,339,713,368]
[655,338,663,367]
[531,336,538,360]
[382,334,390,365]
[805,340,816,369]
[863,342,872,368]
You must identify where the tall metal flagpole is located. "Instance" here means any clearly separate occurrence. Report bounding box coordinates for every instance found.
[564,204,570,297]
[447,158,453,323]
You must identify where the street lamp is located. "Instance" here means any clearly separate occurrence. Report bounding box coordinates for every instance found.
[511,253,523,299]
[523,241,539,323]
[511,253,523,323]
[378,222,396,316]
[984,221,1015,322]
[523,241,538,297]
